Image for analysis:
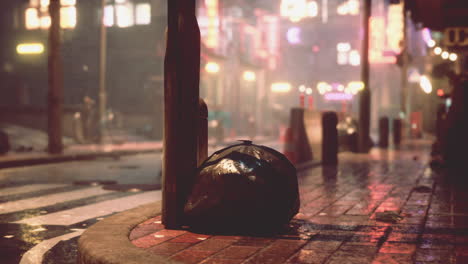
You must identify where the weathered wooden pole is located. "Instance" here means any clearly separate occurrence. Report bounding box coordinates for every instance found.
[162,0,201,229]
[358,0,371,153]
[47,0,63,154]
[98,0,108,143]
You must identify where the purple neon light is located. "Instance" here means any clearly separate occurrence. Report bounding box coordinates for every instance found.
[324,92,353,101]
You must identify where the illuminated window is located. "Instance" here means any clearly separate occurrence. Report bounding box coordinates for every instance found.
[116,3,134,27]
[104,5,114,26]
[25,8,40,29]
[24,0,76,30]
[135,3,151,25]
[337,0,359,16]
[105,1,151,28]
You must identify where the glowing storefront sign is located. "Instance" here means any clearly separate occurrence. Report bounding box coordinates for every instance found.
[16,43,44,54]
[386,3,403,53]
[370,17,396,64]
[205,0,219,49]
[280,0,318,22]
[25,0,76,30]
[287,27,301,44]
[324,93,353,101]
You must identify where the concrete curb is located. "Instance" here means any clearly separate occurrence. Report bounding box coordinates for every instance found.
[77,201,182,264]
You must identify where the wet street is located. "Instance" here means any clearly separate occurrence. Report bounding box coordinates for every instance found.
[0,153,163,264]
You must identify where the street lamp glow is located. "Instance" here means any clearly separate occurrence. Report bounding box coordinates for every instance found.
[305,87,313,95]
[271,82,292,93]
[243,71,256,81]
[434,47,442,55]
[427,39,436,48]
[298,85,306,93]
[205,62,220,73]
[16,43,44,54]
[449,53,458,61]
[420,75,432,94]
[337,42,351,52]
[441,51,449,60]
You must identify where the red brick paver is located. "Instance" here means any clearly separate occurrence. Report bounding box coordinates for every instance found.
[130,140,468,263]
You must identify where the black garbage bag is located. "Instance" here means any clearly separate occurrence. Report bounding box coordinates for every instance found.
[184,140,299,233]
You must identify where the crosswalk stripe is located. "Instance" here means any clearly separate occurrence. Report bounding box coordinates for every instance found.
[19,229,84,264]
[15,190,161,226]
[0,184,68,197]
[0,187,113,215]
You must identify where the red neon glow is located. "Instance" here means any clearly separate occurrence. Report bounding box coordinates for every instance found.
[299,93,305,107]
[308,96,314,109]
[437,89,444,97]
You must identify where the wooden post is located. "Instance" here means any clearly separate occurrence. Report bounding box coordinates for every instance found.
[47,0,63,154]
[163,0,200,229]
[358,0,371,153]
[198,98,208,166]
[98,0,107,143]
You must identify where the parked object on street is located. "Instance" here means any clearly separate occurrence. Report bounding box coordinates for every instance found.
[0,129,11,154]
[184,140,299,233]
[322,111,338,165]
[379,117,389,148]
[393,119,402,146]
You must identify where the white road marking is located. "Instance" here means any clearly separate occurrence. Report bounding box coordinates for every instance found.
[15,190,161,226]
[0,187,113,214]
[0,184,68,197]
[19,229,84,264]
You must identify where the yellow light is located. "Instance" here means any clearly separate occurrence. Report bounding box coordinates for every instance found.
[305,87,313,95]
[60,6,76,28]
[271,82,292,93]
[61,0,76,5]
[16,43,44,54]
[434,47,442,55]
[205,62,220,73]
[420,75,432,94]
[441,51,449,60]
[317,81,328,94]
[348,81,365,91]
[40,0,49,8]
[25,8,40,30]
[135,3,151,25]
[449,53,458,61]
[116,4,134,28]
[40,16,51,29]
[243,71,256,81]
[298,85,306,93]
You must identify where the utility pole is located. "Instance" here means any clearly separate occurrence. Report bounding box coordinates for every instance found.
[47,0,63,154]
[162,0,200,229]
[358,0,371,153]
[98,0,107,143]
[401,0,410,137]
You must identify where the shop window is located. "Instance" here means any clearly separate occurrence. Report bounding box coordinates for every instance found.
[104,0,151,27]
[25,0,76,30]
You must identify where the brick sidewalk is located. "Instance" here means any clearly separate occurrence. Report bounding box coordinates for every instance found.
[129,142,468,264]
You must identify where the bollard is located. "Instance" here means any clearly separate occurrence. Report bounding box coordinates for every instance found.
[378,117,389,148]
[322,111,338,165]
[393,119,402,146]
[198,98,208,166]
